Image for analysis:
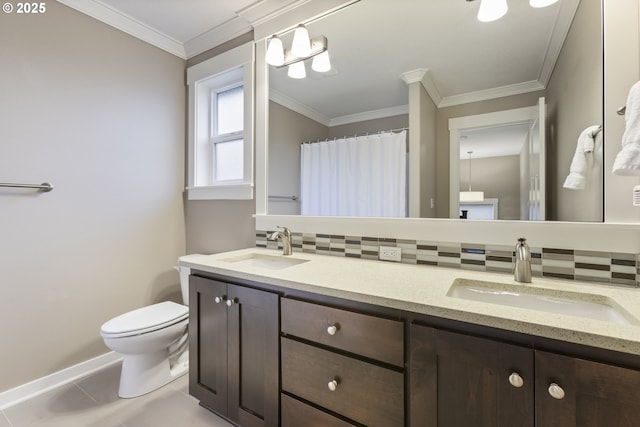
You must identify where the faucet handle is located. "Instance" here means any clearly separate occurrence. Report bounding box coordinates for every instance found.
[276,225,291,236]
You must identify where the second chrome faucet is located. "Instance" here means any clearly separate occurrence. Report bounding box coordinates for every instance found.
[268,226,292,255]
[514,237,532,283]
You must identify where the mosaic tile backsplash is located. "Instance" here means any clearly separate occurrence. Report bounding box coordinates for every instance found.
[256,230,640,288]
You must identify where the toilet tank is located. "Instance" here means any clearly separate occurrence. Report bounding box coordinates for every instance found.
[177,256,195,306]
[178,265,190,306]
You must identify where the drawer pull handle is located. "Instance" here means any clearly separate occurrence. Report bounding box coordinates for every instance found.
[548,383,565,400]
[327,379,339,392]
[327,324,339,336]
[214,296,226,304]
[508,372,524,388]
[226,297,238,307]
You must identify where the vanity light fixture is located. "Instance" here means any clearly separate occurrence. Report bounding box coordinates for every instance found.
[460,151,485,202]
[529,0,559,7]
[265,35,285,67]
[472,0,560,22]
[291,24,312,57]
[311,50,331,73]
[477,0,508,22]
[265,25,331,79]
[288,61,306,79]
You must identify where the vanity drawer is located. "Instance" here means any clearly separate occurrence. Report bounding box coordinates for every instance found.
[281,337,404,427]
[281,394,356,427]
[281,297,404,367]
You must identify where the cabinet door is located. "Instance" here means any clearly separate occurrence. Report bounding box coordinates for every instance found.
[410,324,534,427]
[535,350,640,427]
[227,284,279,427]
[189,276,229,415]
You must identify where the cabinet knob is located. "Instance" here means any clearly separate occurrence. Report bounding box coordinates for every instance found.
[327,324,339,336]
[327,379,339,392]
[548,383,565,400]
[508,372,524,388]
[214,296,226,304]
[226,297,238,307]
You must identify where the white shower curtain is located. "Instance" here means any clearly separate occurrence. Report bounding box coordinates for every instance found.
[300,130,406,217]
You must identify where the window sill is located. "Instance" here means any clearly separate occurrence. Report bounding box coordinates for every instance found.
[186,183,254,201]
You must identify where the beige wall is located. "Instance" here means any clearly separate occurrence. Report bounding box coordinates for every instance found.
[546,0,603,221]
[269,101,329,215]
[0,2,186,392]
[184,36,257,254]
[461,156,521,220]
[435,91,546,218]
[419,84,438,218]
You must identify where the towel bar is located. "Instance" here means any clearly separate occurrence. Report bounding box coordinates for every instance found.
[617,106,626,115]
[0,182,53,192]
[268,195,298,201]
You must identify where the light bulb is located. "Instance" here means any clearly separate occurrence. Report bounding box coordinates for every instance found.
[477,0,508,22]
[265,35,284,66]
[529,0,559,7]
[311,51,331,72]
[287,61,306,79]
[291,24,311,57]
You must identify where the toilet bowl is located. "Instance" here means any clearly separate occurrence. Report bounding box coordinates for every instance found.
[100,261,192,398]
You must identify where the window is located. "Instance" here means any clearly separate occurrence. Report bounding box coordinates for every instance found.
[187,42,254,200]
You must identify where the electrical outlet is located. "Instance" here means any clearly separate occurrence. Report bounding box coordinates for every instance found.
[379,246,402,262]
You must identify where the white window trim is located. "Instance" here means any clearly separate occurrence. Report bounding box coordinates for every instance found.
[187,42,255,200]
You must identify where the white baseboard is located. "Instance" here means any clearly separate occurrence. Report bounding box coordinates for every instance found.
[0,352,122,410]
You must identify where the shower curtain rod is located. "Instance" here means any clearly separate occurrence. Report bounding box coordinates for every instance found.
[303,127,408,144]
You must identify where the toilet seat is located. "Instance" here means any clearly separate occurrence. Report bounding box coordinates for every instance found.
[100,301,188,338]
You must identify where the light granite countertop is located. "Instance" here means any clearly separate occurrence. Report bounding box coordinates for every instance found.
[180,247,640,356]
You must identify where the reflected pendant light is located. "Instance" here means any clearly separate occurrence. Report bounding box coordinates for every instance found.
[311,50,331,72]
[477,0,508,22]
[291,24,312,57]
[460,151,485,202]
[288,61,306,79]
[265,35,285,66]
[529,0,559,7]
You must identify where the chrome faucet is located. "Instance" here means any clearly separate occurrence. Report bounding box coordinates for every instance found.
[268,226,292,256]
[514,237,532,283]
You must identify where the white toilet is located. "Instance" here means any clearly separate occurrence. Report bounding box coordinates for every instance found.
[100,263,192,398]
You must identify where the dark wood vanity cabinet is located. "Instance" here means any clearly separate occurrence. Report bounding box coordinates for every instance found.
[189,275,279,427]
[411,323,640,427]
[535,350,640,427]
[280,297,405,427]
[410,324,534,427]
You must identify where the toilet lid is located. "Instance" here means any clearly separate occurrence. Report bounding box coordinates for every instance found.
[100,301,188,336]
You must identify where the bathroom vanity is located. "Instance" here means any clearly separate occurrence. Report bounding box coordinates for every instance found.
[181,249,640,427]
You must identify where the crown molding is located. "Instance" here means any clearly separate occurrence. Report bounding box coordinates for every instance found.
[438,80,545,108]
[56,0,187,58]
[270,90,408,128]
[329,105,409,127]
[538,0,581,87]
[270,89,331,126]
[56,0,330,60]
[183,17,253,59]
[401,69,443,108]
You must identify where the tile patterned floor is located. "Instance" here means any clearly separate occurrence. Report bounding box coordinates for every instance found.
[1,363,234,427]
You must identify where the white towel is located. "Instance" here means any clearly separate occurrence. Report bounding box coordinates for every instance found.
[563,125,601,190]
[612,81,640,175]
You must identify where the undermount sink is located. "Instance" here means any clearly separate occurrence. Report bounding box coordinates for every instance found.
[448,278,637,325]
[221,253,309,270]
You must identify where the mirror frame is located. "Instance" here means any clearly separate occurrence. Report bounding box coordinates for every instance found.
[253,0,640,255]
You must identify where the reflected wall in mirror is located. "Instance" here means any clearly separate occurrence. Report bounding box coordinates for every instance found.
[267,0,603,222]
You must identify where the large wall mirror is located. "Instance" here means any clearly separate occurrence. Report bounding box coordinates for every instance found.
[264,0,605,223]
